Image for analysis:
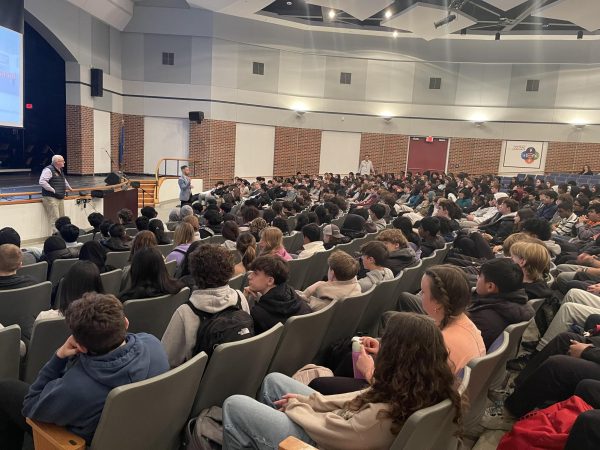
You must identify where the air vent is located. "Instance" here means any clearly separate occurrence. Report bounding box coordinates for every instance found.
[253,62,265,75]
[526,79,540,92]
[340,72,352,85]
[429,77,442,90]
[162,52,174,66]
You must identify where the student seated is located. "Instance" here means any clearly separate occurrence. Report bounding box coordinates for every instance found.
[340,214,367,241]
[322,224,350,250]
[467,258,534,350]
[257,226,293,261]
[40,236,79,276]
[245,256,311,333]
[37,260,104,320]
[166,222,195,267]
[357,241,394,292]
[297,224,325,259]
[552,201,578,237]
[509,240,553,300]
[536,189,558,221]
[78,241,116,274]
[478,198,518,245]
[58,224,82,251]
[119,248,183,302]
[302,250,361,311]
[417,217,445,258]
[222,313,463,450]
[521,217,561,258]
[0,292,169,449]
[373,229,417,275]
[0,227,38,265]
[0,244,37,290]
[161,245,251,368]
[86,212,104,241]
[368,203,387,231]
[100,224,131,252]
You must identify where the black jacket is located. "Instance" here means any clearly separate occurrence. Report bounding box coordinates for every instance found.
[468,289,534,350]
[523,280,552,300]
[0,274,37,290]
[420,236,446,258]
[384,248,417,276]
[479,213,516,245]
[101,237,131,252]
[251,283,312,334]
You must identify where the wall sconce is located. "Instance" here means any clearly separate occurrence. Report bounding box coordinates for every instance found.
[473,121,485,127]
[295,110,306,118]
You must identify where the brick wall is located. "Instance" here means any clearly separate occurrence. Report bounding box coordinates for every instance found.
[359,133,409,176]
[109,112,123,172]
[189,119,236,186]
[448,138,503,175]
[66,105,94,175]
[274,127,322,177]
[121,115,145,174]
[545,141,600,173]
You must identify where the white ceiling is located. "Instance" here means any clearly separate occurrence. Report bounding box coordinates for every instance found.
[381,3,477,41]
[304,0,395,22]
[534,0,600,32]
[484,0,528,11]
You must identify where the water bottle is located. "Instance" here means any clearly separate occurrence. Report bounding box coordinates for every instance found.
[351,337,365,380]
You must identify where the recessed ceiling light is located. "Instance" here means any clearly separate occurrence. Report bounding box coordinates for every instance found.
[385,10,392,19]
[393,30,399,38]
[328,9,336,19]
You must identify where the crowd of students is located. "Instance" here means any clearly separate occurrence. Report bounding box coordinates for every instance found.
[1,169,600,449]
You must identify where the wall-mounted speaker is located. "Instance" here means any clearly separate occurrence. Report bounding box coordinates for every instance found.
[91,68,104,97]
[189,111,204,124]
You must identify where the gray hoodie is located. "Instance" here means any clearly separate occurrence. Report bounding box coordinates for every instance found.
[358,267,394,293]
[161,285,250,368]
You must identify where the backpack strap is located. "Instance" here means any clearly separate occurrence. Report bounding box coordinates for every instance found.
[173,248,188,256]
[185,301,212,321]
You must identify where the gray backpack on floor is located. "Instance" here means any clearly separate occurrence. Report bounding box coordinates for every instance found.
[185,406,223,450]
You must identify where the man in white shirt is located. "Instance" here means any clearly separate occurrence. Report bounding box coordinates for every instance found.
[39,155,72,233]
[297,224,326,259]
[358,155,374,176]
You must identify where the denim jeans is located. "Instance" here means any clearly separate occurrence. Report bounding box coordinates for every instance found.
[222,373,318,450]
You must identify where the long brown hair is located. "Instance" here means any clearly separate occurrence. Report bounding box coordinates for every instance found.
[347,313,462,436]
[236,232,257,270]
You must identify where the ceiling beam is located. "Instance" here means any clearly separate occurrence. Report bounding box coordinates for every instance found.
[502,0,547,31]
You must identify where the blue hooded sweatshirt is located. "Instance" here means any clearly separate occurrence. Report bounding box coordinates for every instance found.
[22,333,169,443]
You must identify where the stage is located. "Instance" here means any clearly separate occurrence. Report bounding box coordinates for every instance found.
[0,173,155,200]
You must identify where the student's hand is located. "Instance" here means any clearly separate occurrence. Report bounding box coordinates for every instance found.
[492,245,502,253]
[273,394,299,411]
[356,346,375,381]
[587,283,600,295]
[56,335,83,359]
[466,214,475,221]
[481,233,493,241]
[569,340,593,359]
[359,337,380,355]
[577,253,593,264]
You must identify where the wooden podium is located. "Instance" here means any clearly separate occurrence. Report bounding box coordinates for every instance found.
[103,189,138,222]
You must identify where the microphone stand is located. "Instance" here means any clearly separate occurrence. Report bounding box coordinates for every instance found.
[103,149,130,187]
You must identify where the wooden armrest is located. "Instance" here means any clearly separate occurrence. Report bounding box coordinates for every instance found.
[26,418,85,450]
[279,436,318,450]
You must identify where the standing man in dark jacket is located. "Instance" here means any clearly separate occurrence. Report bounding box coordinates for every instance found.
[39,155,71,234]
[245,256,311,334]
[178,165,194,206]
[468,258,534,349]
[0,292,169,449]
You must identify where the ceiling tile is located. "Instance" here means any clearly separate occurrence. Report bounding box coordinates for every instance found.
[381,2,476,41]
[483,0,528,11]
[305,0,395,21]
[534,0,600,32]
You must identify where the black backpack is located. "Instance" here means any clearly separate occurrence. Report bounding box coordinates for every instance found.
[186,292,254,358]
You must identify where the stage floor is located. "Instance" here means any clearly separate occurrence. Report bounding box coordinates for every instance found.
[0,174,155,198]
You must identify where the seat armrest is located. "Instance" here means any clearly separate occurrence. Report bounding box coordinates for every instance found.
[26,418,85,450]
[279,436,318,450]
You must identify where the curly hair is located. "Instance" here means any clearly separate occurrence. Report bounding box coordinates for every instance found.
[346,312,462,436]
[189,244,234,289]
[424,265,471,330]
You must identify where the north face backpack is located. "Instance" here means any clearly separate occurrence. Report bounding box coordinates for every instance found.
[186,292,254,358]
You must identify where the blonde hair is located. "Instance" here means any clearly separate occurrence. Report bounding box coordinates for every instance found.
[0,244,22,272]
[510,241,551,282]
[502,232,535,256]
[259,226,284,255]
[174,222,195,246]
[377,229,408,249]
[183,215,199,232]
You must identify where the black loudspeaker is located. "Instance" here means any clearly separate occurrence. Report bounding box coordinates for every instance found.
[91,68,104,97]
[189,111,204,124]
[104,172,121,186]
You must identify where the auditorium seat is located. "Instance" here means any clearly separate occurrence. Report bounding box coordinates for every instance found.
[0,324,20,379]
[268,300,338,376]
[105,251,130,269]
[286,257,312,290]
[123,287,190,339]
[76,233,93,244]
[301,248,333,289]
[16,261,48,284]
[165,259,177,277]
[100,269,123,297]
[488,320,530,393]
[190,323,284,417]
[356,276,403,336]
[399,259,424,294]
[23,317,70,383]
[228,273,245,291]
[27,352,209,450]
[48,258,78,286]
[157,243,176,257]
[0,282,52,342]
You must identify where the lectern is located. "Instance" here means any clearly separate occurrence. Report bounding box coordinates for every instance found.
[103,189,138,222]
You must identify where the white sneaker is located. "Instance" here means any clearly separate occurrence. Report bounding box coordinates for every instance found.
[480,402,515,431]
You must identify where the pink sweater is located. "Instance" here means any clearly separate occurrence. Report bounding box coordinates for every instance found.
[442,313,486,374]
